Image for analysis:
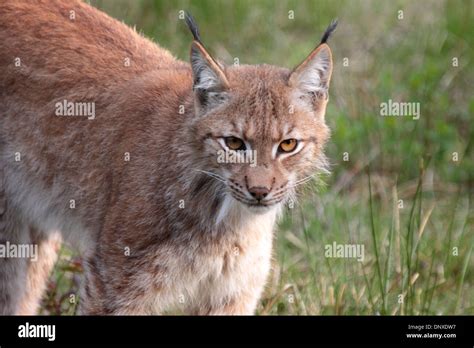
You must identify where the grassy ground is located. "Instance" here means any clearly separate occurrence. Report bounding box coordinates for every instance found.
[40,0,473,315]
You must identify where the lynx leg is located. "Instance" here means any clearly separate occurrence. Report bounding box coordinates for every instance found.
[78,253,151,315]
[201,266,271,315]
[76,253,102,315]
[0,206,30,314]
[17,230,62,315]
[206,292,261,315]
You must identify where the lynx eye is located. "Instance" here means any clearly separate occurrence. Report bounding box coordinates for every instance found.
[278,139,298,153]
[224,136,246,151]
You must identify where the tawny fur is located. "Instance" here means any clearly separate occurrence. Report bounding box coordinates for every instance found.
[0,0,333,314]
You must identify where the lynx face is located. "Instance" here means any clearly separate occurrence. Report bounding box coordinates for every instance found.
[187,21,333,215]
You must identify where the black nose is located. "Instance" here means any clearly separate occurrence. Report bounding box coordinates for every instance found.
[248,187,270,201]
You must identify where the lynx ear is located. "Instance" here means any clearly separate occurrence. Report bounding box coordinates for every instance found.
[289,43,333,103]
[289,20,337,107]
[185,13,229,113]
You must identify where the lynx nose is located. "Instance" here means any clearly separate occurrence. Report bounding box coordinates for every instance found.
[248,187,270,201]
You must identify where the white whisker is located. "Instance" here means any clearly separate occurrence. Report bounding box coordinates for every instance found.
[194,169,227,183]
[289,174,317,188]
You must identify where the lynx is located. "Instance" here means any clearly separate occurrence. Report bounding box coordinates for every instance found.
[0,0,336,315]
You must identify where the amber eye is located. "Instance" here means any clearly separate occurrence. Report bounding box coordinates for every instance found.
[224,136,246,151]
[278,139,298,153]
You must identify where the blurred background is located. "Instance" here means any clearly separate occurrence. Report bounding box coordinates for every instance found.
[41,0,473,315]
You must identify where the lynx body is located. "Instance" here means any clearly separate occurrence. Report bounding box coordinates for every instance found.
[0,0,335,314]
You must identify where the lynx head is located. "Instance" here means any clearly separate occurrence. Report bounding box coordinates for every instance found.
[185,14,336,218]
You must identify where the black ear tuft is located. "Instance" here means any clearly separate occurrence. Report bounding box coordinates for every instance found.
[320,19,338,45]
[185,12,202,43]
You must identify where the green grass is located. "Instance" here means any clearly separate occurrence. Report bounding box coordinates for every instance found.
[268,170,473,315]
[40,0,473,315]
